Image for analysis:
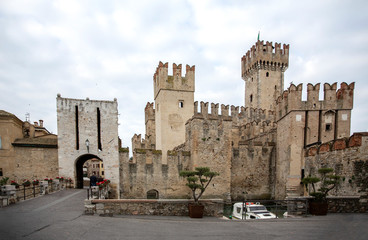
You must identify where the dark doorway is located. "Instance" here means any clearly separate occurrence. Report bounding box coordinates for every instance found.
[75,154,103,189]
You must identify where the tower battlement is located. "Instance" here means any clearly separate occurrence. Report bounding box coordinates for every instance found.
[145,102,155,124]
[153,61,195,99]
[241,40,289,79]
[193,101,275,125]
[132,134,145,149]
[276,82,355,119]
[190,101,276,143]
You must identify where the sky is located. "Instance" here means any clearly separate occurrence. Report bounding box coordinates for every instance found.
[1,0,368,150]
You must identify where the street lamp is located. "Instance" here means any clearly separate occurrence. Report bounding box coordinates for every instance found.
[85,139,90,153]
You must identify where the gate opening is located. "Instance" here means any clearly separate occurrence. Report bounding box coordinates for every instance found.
[75,154,103,189]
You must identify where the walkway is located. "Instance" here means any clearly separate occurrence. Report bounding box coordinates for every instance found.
[0,189,367,239]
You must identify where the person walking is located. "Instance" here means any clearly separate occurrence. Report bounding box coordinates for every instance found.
[90,173,97,186]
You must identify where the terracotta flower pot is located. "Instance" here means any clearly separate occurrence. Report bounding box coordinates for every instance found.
[309,202,328,215]
[188,204,204,218]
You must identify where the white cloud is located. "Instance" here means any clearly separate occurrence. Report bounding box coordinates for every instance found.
[0,0,368,151]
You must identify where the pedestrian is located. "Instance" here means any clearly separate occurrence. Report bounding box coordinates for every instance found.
[90,173,97,186]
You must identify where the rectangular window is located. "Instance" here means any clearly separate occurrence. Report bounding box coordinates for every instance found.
[75,106,79,150]
[97,108,102,151]
[0,168,3,176]
[325,123,332,131]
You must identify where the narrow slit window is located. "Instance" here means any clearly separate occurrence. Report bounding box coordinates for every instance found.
[266,72,269,77]
[179,100,184,108]
[97,108,102,151]
[250,94,253,103]
[75,106,79,150]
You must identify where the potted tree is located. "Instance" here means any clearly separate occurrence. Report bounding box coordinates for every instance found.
[179,167,219,218]
[302,168,341,215]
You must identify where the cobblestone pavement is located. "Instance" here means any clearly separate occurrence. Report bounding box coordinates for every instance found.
[1,189,367,240]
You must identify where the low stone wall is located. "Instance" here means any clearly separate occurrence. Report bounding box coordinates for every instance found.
[84,199,224,217]
[327,196,367,213]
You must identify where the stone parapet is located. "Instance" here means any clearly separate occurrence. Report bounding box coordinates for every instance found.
[84,199,224,217]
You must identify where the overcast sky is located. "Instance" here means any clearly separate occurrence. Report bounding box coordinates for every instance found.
[1,0,368,150]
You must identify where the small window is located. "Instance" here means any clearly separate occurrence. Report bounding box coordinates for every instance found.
[179,100,184,108]
[250,94,253,103]
[101,171,104,175]
[326,124,332,131]
[266,72,269,77]
[101,164,103,168]
[147,189,159,199]
[0,168,3,176]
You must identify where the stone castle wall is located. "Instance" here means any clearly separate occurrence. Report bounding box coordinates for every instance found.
[125,101,278,201]
[275,82,355,199]
[304,133,368,199]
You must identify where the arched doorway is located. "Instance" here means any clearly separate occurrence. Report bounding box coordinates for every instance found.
[75,154,103,189]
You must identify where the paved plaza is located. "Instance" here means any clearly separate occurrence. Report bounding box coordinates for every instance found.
[0,189,367,240]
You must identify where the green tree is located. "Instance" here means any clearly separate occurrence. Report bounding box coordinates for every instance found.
[302,168,341,202]
[180,167,219,204]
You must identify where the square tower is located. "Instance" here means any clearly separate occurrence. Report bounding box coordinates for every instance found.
[153,62,195,163]
[241,40,289,111]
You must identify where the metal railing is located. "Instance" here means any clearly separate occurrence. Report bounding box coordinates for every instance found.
[237,199,309,219]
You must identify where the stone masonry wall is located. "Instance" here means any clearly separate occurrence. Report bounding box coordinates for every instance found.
[119,150,190,199]
[57,96,120,197]
[231,131,276,200]
[304,133,368,201]
[84,199,224,217]
[13,147,58,181]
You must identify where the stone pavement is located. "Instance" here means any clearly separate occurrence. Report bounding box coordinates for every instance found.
[0,189,367,240]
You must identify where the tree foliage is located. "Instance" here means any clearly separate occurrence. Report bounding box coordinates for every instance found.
[302,168,341,202]
[180,167,219,203]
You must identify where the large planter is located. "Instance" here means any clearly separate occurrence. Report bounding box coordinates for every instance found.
[188,204,204,218]
[309,201,328,215]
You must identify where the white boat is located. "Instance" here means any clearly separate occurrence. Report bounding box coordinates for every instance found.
[232,202,277,220]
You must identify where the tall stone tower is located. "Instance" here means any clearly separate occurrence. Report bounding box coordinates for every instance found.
[153,62,195,163]
[241,40,289,110]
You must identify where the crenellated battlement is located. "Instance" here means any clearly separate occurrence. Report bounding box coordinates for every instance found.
[276,82,355,119]
[153,61,195,99]
[145,102,155,124]
[305,132,368,157]
[193,101,275,125]
[190,101,277,141]
[132,134,145,150]
[241,40,289,79]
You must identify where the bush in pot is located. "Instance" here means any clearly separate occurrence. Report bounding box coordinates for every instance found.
[302,168,341,215]
[180,167,219,218]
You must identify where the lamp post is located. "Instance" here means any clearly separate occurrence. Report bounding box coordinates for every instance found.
[85,139,90,153]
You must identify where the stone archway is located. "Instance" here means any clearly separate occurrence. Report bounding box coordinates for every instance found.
[75,154,102,189]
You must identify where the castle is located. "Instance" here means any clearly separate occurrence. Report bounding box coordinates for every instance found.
[121,40,366,201]
[1,39,367,202]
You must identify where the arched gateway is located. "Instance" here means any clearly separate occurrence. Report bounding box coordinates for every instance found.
[56,95,120,198]
[75,154,103,188]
